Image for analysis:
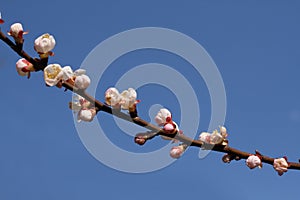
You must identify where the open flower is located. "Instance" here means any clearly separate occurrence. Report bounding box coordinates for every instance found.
[198,126,228,145]
[16,58,34,78]
[155,108,172,126]
[105,87,122,108]
[120,88,139,110]
[0,12,4,24]
[273,157,289,176]
[55,66,90,90]
[58,66,74,82]
[246,155,262,169]
[34,33,56,58]
[210,130,224,144]
[8,23,28,44]
[169,144,187,159]
[44,63,62,86]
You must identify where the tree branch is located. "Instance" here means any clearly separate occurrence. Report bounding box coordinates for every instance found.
[1,28,300,174]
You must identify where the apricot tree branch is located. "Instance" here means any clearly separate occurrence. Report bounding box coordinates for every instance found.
[1,28,300,175]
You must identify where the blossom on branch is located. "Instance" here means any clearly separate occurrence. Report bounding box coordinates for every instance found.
[199,132,211,143]
[8,23,28,44]
[154,108,182,142]
[246,155,262,169]
[77,108,97,122]
[198,126,228,145]
[155,108,172,126]
[105,87,122,108]
[69,95,97,122]
[134,136,146,145]
[273,157,289,176]
[74,74,90,90]
[16,58,34,78]
[170,144,187,159]
[34,33,56,58]
[44,63,62,86]
[56,66,90,90]
[120,88,139,110]
[219,126,228,138]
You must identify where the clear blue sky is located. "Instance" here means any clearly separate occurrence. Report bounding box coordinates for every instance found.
[1,1,300,199]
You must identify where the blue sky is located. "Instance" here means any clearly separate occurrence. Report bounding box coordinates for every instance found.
[1,1,300,199]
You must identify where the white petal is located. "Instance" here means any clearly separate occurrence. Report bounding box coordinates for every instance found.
[34,33,56,53]
[15,58,29,76]
[73,69,86,76]
[59,66,74,81]
[44,64,62,86]
[74,74,91,90]
[105,87,121,106]
[9,23,23,38]
[155,108,172,126]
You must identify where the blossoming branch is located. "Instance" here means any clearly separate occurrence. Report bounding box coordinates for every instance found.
[1,14,300,176]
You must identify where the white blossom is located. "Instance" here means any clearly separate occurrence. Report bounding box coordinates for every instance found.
[210,130,224,144]
[73,69,86,76]
[74,74,90,90]
[69,95,96,123]
[120,88,138,110]
[34,33,56,54]
[155,108,172,126]
[58,66,74,81]
[246,155,262,169]
[44,64,62,86]
[199,132,211,143]
[273,158,289,176]
[8,23,27,40]
[169,145,186,159]
[219,126,228,138]
[77,109,96,122]
[15,58,33,76]
[105,87,122,107]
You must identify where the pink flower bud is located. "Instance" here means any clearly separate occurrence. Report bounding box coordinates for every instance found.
[163,122,179,134]
[134,136,146,145]
[155,108,172,126]
[8,23,28,41]
[105,87,122,107]
[273,158,289,176]
[246,155,262,169]
[74,74,90,90]
[169,145,186,159]
[16,58,33,76]
[164,123,174,132]
[34,33,56,54]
